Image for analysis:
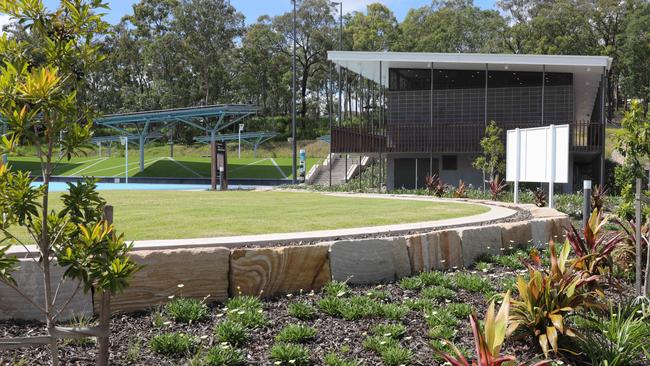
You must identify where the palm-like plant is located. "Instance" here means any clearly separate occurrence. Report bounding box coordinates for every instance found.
[424,173,446,197]
[453,180,467,198]
[434,291,550,366]
[590,184,608,212]
[565,209,622,277]
[488,175,508,201]
[509,241,601,357]
[531,188,547,208]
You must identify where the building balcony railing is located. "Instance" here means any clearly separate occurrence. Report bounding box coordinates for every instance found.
[331,121,603,154]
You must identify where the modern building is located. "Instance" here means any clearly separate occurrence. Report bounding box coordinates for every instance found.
[327,52,612,192]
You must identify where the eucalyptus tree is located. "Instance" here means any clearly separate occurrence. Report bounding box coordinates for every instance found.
[345,3,399,51]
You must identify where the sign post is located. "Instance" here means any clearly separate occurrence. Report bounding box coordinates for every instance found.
[507,124,569,208]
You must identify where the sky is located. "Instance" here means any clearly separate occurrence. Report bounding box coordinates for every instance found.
[22,0,497,26]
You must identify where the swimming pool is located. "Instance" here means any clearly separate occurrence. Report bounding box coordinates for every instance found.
[32,182,266,192]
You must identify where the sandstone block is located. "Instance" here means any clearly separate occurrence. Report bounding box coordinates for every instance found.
[427,230,463,270]
[230,244,331,297]
[330,238,410,284]
[109,247,230,313]
[457,225,502,267]
[0,259,92,321]
[501,222,533,249]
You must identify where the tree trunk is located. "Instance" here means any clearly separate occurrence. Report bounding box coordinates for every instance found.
[96,291,111,366]
[41,141,58,366]
[300,65,309,128]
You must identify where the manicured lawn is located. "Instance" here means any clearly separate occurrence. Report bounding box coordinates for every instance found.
[20,191,488,241]
[7,155,321,179]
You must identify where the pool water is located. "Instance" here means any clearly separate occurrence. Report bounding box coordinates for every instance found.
[32,182,264,192]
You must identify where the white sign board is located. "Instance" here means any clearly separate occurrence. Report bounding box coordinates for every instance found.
[506,124,569,208]
[506,125,569,183]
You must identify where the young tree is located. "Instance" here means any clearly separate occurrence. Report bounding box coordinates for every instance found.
[473,120,505,183]
[614,100,650,218]
[0,2,139,364]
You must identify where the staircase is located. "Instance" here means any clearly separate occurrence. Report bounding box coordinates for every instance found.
[311,155,356,186]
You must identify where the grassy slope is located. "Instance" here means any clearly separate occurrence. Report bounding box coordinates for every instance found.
[15,191,488,242]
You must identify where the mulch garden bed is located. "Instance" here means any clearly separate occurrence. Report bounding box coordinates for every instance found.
[0,247,634,366]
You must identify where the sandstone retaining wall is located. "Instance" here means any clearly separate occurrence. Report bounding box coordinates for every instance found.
[0,205,568,320]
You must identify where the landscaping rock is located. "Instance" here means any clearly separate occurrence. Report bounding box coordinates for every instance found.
[500,222,533,249]
[406,234,427,273]
[457,225,502,267]
[109,247,230,313]
[330,238,410,284]
[229,244,331,297]
[427,230,463,270]
[0,259,92,321]
[530,216,569,246]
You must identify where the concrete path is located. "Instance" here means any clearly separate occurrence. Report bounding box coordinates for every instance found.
[7,192,516,255]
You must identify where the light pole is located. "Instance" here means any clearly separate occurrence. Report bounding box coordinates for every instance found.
[291,0,298,184]
[120,136,128,184]
[331,1,342,187]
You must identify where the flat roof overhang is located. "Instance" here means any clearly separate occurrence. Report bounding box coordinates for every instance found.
[327,51,613,86]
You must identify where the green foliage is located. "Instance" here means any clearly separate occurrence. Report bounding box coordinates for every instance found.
[398,276,423,290]
[362,335,398,353]
[379,345,412,366]
[318,296,345,317]
[421,285,456,300]
[215,320,249,347]
[509,242,601,357]
[323,353,362,366]
[323,280,350,298]
[204,344,246,366]
[378,303,410,321]
[575,301,650,366]
[287,301,317,320]
[364,288,389,301]
[428,324,457,340]
[226,295,263,311]
[425,308,459,328]
[275,324,317,344]
[165,297,209,324]
[339,296,381,321]
[269,343,311,366]
[149,332,196,358]
[372,323,407,339]
[452,273,494,294]
[447,303,473,319]
[226,307,268,329]
[473,121,505,180]
[418,271,454,288]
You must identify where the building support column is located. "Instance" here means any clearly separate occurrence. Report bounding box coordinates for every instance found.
[379,60,383,190]
[600,67,607,186]
[541,65,546,125]
[139,121,149,173]
[430,62,434,176]
[483,64,488,188]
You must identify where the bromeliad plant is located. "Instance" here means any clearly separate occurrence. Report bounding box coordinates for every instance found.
[453,180,467,199]
[508,241,601,357]
[531,188,547,208]
[565,209,622,279]
[590,184,608,212]
[434,291,550,366]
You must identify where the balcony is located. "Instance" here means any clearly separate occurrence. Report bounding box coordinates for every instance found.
[331,121,603,154]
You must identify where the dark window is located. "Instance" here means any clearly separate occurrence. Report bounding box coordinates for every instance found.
[434,69,485,89]
[442,155,457,170]
[389,69,431,91]
[545,72,573,86]
[488,71,542,88]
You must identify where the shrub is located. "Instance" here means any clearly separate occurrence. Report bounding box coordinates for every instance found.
[165,297,209,324]
[150,332,195,357]
[324,281,350,297]
[488,175,508,201]
[565,209,622,277]
[555,193,583,218]
[340,296,381,320]
[372,323,407,339]
[421,285,455,300]
[453,180,467,198]
[424,173,446,197]
[531,187,547,207]
[380,345,412,366]
[418,271,454,288]
[275,324,317,344]
[575,300,650,366]
[215,320,249,346]
[204,345,245,366]
[324,353,362,366]
[226,295,262,311]
[269,343,310,366]
[509,242,600,357]
[365,288,389,301]
[288,301,317,320]
[489,251,527,270]
[227,307,268,329]
[453,273,493,293]
[318,296,345,317]
[591,184,609,212]
[379,303,410,321]
[287,301,316,320]
[362,335,398,353]
[447,303,472,319]
[398,276,423,290]
[403,298,434,311]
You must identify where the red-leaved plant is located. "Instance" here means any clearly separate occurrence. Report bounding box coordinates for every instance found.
[488,175,508,201]
[566,209,622,277]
